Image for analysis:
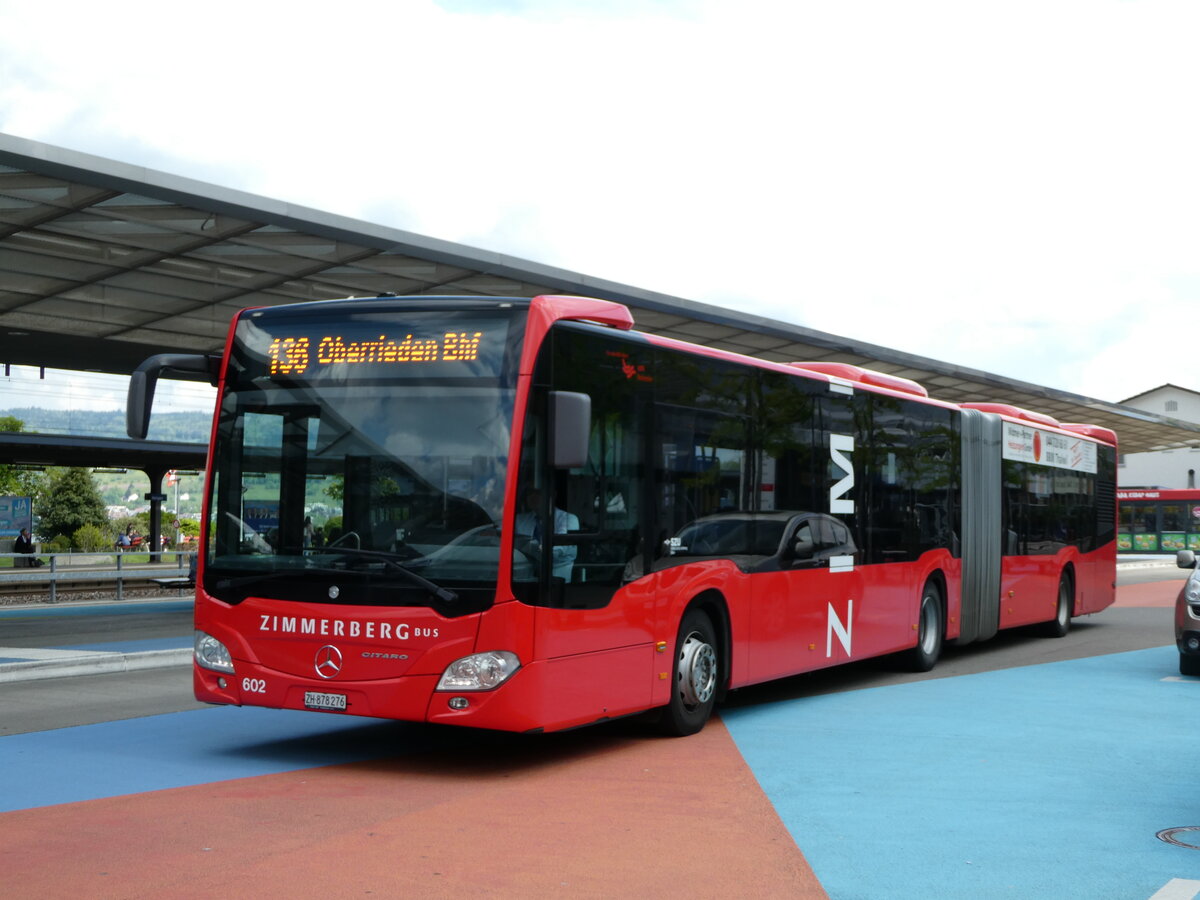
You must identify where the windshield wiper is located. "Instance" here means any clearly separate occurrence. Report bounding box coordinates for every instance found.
[318,546,459,605]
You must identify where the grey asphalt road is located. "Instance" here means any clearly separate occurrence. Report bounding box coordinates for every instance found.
[1118,564,1188,585]
[0,604,193,649]
[0,666,200,737]
[0,599,199,735]
[0,567,1183,737]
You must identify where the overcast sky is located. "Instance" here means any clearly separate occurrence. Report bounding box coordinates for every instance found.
[1,0,1198,412]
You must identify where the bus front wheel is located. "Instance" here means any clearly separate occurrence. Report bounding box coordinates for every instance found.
[659,608,719,737]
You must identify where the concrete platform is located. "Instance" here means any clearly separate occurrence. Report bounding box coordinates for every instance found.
[0,597,192,683]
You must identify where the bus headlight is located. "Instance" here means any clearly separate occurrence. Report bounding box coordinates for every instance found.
[437,651,520,691]
[195,630,234,673]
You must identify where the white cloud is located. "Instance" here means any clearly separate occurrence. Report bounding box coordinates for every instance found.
[2,0,1199,405]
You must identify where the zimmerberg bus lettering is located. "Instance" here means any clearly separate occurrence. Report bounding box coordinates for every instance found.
[829,434,855,514]
[258,615,438,641]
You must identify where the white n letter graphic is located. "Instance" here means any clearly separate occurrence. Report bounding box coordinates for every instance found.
[830,434,855,513]
[827,600,853,658]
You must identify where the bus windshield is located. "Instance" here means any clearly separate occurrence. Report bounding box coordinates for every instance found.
[204,303,524,611]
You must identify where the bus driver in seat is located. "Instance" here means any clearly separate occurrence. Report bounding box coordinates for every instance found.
[515,488,579,580]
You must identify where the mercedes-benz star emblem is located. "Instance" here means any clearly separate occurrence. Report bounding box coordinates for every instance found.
[328,585,340,599]
[315,645,343,679]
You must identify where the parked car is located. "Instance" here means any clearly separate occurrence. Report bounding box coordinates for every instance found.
[622,510,858,582]
[1174,550,1200,675]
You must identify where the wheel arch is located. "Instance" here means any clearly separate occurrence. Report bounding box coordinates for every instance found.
[682,589,732,702]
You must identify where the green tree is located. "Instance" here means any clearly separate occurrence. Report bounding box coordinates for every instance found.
[0,415,43,499]
[72,523,110,552]
[0,415,22,495]
[38,467,108,545]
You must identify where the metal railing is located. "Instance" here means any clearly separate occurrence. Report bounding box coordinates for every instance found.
[0,551,194,601]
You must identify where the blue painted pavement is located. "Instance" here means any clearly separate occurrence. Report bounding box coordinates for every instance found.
[0,706,442,814]
[724,645,1200,899]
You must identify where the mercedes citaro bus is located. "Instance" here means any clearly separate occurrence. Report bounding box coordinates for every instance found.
[128,294,1117,735]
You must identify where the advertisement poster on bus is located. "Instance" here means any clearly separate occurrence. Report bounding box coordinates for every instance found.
[0,495,32,538]
[1001,422,1097,473]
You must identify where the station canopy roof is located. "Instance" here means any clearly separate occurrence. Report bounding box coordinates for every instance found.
[1,132,1197,455]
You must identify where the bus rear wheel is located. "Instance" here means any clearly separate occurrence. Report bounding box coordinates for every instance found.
[1041,573,1073,638]
[905,583,944,672]
[659,608,719,737]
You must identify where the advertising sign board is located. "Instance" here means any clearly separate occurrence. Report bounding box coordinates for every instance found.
[0,495,33,538]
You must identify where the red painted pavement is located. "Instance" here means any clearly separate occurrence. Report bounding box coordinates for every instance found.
[1113,577,1183,608]
[2,718,825,898]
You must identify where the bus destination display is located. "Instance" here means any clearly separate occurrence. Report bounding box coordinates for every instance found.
[244,314,510,380]
[267,331,485,375]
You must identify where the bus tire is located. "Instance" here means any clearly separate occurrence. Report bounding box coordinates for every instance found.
[659,608,719,737]
[1181,653,1200,677]
[906,582,944,673]
[1041,573,1072,638]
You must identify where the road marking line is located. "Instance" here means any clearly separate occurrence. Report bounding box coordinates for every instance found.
[1150,878,1200,900]
[0,648,191,683]
[0,647,111,660]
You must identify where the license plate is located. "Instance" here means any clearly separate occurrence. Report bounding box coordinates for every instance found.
[304,690,347,711]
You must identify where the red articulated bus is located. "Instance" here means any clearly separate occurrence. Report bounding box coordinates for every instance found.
[127,294,1118,735]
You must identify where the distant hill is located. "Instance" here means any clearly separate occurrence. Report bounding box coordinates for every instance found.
[2,407,212,443]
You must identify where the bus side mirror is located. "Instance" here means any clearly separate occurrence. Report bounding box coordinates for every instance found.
[551,391,590,469]
[126,353,221,439]
[1178,549,1197,570]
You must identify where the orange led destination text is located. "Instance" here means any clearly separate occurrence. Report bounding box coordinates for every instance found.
[267,331,484,375]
